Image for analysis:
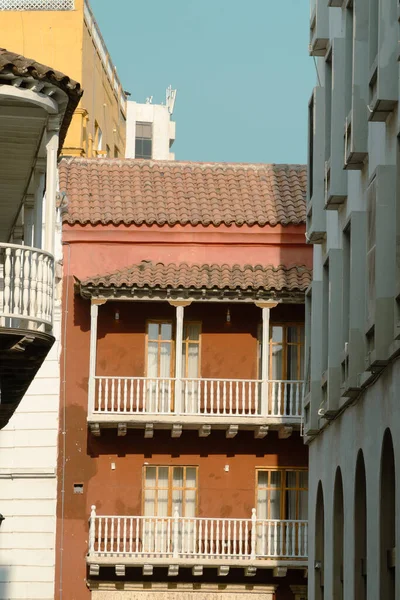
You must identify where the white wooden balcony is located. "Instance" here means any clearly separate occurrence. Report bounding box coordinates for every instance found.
[88,376,304,437]
[0,242,54,331]
[87,506,308,577]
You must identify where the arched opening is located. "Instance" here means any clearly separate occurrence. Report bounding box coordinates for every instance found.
[315,482,325,600]
[380,429,396,600]
[333,468,344,600]
[354,451,367,600]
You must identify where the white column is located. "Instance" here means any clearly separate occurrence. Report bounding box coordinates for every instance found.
[88,301,102,416]
[44,120,60,255]
[33,167,46,249]
[169,300,192,414]
[256,302,278,416]
[23,195,35,247]
[175,305,184,415]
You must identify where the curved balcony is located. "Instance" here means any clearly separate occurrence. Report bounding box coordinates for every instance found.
[0,242,54,331]
[0,242,55,428]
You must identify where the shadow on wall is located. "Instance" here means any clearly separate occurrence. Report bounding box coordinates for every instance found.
[0,566,10,599]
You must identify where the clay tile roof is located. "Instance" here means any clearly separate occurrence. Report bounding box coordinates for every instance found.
[0,48,83,153]
[60,158,307,228]
[80,261,312,295]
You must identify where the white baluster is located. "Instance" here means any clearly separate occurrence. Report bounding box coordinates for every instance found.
[129,517,133,554]
[216,381,220,414]
[283,382,288,416]
[235,380,239,414]
[173,505,179,558]
[111,378,115,412]
[135,517,140,554]
[250,509,256,559]
[105,379,109,412]
[222,381,226,414]
[242,380,246,414]
[41,254,48,322]
[36,252,43,320]
[129,379,134,412]
[104,516,109,553]
[98,378,102,412]
[3,247,11,318]
[116,517,121,553]
[22,249,30,316]
[13,248,22,317]
[89,505,97,554]
[229,381,233,415]
[117,378,121,412]
[98,516,102,554]
[29,251,37,319]
[110,516,115,553]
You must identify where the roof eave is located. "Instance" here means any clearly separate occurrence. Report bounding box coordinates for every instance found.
[77,284,306,305]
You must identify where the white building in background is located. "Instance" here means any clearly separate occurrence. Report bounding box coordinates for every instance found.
[0,48,81,599]
[126,86,177,160]
[305,1,399,600]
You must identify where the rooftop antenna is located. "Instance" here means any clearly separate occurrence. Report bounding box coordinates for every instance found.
[146,96,153,104]
[166,85,177,115]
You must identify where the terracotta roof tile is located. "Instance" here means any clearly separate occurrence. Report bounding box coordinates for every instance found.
[80,261,312,293]
[0,48,83,152]
[60,159,307,227]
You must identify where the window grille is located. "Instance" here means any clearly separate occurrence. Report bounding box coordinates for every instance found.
[0,0,74,9]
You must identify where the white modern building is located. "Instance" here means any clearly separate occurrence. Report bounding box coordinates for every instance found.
[125,86,177,160]
[305,1,399,599]
[0,49,81,599]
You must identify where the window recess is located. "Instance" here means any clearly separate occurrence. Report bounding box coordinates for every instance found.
[309,0,329,56]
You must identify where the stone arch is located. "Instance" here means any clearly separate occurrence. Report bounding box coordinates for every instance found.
[333,467,344,600]
[315,481,325,600]
[380,428,395,600]
[354,450,367,600]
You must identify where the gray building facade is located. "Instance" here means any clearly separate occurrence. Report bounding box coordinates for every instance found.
[305,1,399,599]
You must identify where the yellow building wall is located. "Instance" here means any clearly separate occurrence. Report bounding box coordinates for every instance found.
[0,0,126,157]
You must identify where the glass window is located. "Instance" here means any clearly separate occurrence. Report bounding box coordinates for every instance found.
[256,469,308,520]
[143,465,198,517]
[135,121,153,159]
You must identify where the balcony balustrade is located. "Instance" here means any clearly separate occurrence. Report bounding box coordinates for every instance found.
[87,505,308,575]
[88,376,304,435]
[0,242,54,331]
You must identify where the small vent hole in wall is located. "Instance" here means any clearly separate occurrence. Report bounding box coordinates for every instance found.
[73,483,84,494]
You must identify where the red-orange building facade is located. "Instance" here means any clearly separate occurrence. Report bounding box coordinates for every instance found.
[56,159,312,600]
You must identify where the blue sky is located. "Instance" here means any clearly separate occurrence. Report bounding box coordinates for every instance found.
[91,0,314,164]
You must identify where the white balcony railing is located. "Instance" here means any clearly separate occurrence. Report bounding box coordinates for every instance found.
[0,0,74,8]
[0,242,54,330]
[88,506,308,562]
[92,376,303,419]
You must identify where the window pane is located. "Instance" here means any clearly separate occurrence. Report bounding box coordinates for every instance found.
[286,471,297,489]
[173,467,184,486]
[158,467,169,486]
[257,471,268,488]
[142,139,152,158]
[146,466,157,485]
[184,489,196,517]
[287,326,298,344]
[298,490,308,519]
[172,488,183,513]
[287,345,299,379]
[147,342,158,377]
[148,323,159,340]
[270,471,282,488]
[135,138,142,156]
[136,123,143,137]
[142,123,152,138]
[186,324,200,341]
[271,326,283,343]
[161,323,172,340]
[271,344,283,379]
[186,467,197,486]
[160,343,172,377]
[257,489,268,519]
[286,489,297,519]
[299,471,308,488]
[270,489,281,519]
